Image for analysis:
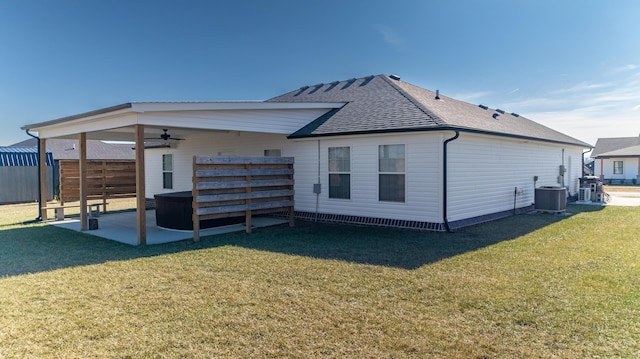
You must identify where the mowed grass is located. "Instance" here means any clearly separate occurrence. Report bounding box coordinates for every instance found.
[0,202,639,357]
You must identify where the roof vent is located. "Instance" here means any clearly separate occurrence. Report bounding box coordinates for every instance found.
[294,86,309,96]
[308,83,324,94]
[478,104,489,110]
[325,81,340,92]
[511,112,520,117]
[341,78,357,90]
[492,113,500,119]
[389,74,401,81]
[435,90,440,100]
[360,75,374,87]
[496,109,505,114]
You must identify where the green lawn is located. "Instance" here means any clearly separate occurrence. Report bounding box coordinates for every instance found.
[0,202,639,357]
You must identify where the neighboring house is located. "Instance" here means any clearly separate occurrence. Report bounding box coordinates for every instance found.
[0,147,54,204]
[592,136,640,184]
[22,74,591,243]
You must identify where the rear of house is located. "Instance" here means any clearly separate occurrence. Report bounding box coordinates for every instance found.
[142,74,590,230]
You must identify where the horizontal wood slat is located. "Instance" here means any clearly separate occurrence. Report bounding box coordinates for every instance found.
[59,160,137,210]
[192,156,295,241]
[195,168,294,177]
[196,189,294,203]
[196,200,294,216]
[195,156,294,165]
[196,179,293,190]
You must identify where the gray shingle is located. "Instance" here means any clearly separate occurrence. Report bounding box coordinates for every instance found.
[270,74,591,147]
[592,137,640,157]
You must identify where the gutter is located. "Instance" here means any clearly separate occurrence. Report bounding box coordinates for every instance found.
[288,125,591,148]
[443,130,460,232]
[24,130,42,224]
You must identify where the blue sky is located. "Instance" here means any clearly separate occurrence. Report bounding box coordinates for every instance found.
[1,0,639,147]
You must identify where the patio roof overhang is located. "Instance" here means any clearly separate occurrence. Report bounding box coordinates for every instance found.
[21,101,345,245]
[21,101,346,141]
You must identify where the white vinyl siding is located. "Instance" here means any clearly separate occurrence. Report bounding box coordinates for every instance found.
[293,133,442,223]
[446,133,584,222]
[595,158,639,180]
[144,128,586,227]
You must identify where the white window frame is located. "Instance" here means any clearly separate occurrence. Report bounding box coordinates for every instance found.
[264,149,281,157]
[328,146,351,200]
[378,144,406,203]
[613,160,624,175]
[162,154,173,189]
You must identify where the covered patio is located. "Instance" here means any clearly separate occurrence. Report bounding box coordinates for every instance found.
[21,101,343,245]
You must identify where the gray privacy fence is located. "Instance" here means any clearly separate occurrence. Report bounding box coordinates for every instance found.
[0,147,54,204]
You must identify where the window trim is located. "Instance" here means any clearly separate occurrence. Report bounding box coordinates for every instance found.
[378,144,406,203]
[613,160,624,175]
[328,146,351,200]
[264,149,281,157]
[162,153,173,189]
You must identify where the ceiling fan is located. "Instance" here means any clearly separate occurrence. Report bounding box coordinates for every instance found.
[145,129,185,141]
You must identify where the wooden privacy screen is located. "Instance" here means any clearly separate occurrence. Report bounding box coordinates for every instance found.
[192,156,295,241]
[59,160,137,210]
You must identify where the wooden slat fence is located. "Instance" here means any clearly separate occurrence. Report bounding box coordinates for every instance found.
[59,160,137,211]
[192,156,295,241]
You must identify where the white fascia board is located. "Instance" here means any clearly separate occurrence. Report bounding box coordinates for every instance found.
[130,102,345,112]
[33,112,139,139]
[27,102,346,139]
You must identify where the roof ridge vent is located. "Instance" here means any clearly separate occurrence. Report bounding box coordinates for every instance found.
[359,75,375,87]
[324,81,340,92]
[496,109,505,114]
[294,86,309,96]
[511,112,520,117]
[308,83,324,94]
[478,104,489,110]
[389,74,401,81]
[341,78,357,90]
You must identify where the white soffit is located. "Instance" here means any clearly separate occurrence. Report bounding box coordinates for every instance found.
[24,101,346,139]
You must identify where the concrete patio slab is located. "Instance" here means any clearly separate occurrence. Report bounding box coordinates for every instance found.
[49,210,289,245]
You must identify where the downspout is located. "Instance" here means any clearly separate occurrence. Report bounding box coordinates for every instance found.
[315,139,320,222]
[582,148,591,178]
[25,129,42,223]
[443,130,460,232]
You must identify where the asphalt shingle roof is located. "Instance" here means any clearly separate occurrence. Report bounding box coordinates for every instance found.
[592,137,640,157]
[269,74,591,147]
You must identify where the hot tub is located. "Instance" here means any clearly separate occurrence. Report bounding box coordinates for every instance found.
[154,191,244,230]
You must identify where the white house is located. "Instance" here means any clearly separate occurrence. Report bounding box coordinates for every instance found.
[592,136,640,184]
[22,74,591,244]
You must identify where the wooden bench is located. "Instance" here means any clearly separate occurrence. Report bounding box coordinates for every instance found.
[42,203,107,221]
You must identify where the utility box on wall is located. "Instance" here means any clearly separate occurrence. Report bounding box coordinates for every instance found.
[535,186,567,212]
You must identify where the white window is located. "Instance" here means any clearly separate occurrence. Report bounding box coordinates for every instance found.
[162,154,173,189]
[264,149,281,157]
[328,146,350,199]
[613,161,623,175]
[378,144,405,202]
